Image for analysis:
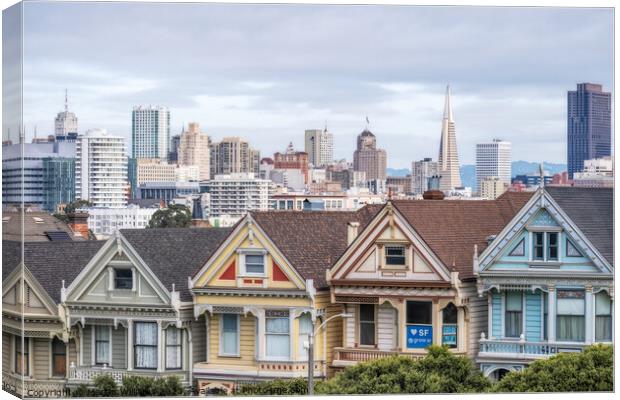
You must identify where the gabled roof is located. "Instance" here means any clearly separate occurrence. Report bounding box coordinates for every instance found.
[250,206,383,289]
[120,227,234,301]
[545,187,613,265]
[2,240,106,303]
[391,191,534,279]
[2,211,84,242]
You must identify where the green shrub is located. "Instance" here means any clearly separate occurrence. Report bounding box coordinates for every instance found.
[316,345,491,394]
[92,374,118,397]
[71,384,93,398]
[236,377,308,396]
[494,344,613,393]
[120,375,186,397]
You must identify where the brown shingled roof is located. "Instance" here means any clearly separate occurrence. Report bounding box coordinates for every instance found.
[250,205,383,289]
[392,191,534,279]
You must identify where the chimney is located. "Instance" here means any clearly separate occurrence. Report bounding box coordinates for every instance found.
[347,222,360,245]
[67,211,90,239]
[422,190,445,200]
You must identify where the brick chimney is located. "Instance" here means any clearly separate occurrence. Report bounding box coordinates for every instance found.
[67,211,90,239]
[422,190,445,200]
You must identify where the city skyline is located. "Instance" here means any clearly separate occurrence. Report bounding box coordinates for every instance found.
[7,3,614,168]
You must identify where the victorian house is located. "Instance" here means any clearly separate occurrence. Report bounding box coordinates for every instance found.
[326,192,534,368]
[188,207,381,393]
[475,187,613,380]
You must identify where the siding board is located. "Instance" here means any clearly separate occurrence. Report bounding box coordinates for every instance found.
[491,292,502,338]
[82,326,92,366]
[192,314,207,363]
[112,326,127,369]
[377,303,396,350]
[32,338,50,379]
[525,291,542,341]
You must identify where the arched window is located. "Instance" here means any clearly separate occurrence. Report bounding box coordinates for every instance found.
[442,303,458,348]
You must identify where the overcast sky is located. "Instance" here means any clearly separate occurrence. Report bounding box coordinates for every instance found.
[15,3,614,167]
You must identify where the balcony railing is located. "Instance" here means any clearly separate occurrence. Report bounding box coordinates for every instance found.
[332,347,466,366]
[478,333,588,359]
[68,363,188,385]
[2,371,68,398]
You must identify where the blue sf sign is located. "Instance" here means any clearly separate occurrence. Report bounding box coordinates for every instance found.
[406,324,433,349]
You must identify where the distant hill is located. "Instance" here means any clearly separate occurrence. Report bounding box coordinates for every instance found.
[388,162,567,190]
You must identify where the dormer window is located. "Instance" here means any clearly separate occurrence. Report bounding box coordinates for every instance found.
[532,232,558,262]
[114,269,133,289]
[385,245,406,266]
[243,254,265,275]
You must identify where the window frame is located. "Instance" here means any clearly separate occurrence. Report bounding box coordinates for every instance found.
[114,268,133,290]
[51,337,67,378]
[265,310,291,359]
[165,326,183,370]
[384,245,407,267]
[504,291,523,338]
[441,303,458,349]
[297,313,313,360]
[133,321,158,370]
[95,325,112,366]
[15,336,29,376]
[533,232,545,260]
[219,314,240,357]
[239,250,267,277]
[595,291,612,342]
[556,289,586,343]
[358,304,376,346]
[405,301,433,349]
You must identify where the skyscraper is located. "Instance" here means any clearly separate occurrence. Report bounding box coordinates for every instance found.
[353,128,387,181]
[304,128,333,167]
[42,157,75,212]
[178,122,211,180]
[567,83,612,178]
[475,139,511,192]
[132,105,171,160]
[54,89,78,141]
[210,137,260,177]
[411,158,439,195]
[437,85,462,191]
[76,128,128,208]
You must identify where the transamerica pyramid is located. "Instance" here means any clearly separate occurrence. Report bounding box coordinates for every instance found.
[437,85,462,191]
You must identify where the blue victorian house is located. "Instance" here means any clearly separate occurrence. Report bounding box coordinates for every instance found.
[475,187,613,380]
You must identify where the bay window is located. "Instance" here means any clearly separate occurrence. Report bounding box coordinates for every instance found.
[95,326,111,365]
[359,304,376,346]
[134,322,158,369]
[595,292,612,342]
[556,290,585,342]
[220,314,240,356]
[265,310,290,358]
[165,326,182,369]
[15,337,29,375]
[297,313,313,360]
[441,303,458,348]
[505,292,523,338]
[52,337,67,377]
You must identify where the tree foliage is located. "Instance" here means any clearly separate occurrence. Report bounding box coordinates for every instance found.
[147,204,192,228]
[120,375,186,396]
[493,344,613,393]
[237,378,308,396]
[64,199,94,214]
[316,345,491,394]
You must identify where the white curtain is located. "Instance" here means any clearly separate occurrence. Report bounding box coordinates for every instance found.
[556,296,585,342]
[266,317,290,358]
[166,327,182,369]
[297,314,313,360]
[135,322,158,369]
[595,293,612,341]
[95,326,110,364]
[221,314,239,355]
[505,292,522,338]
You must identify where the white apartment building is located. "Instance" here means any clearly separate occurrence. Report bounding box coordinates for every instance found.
[202,173,275,217]
[136,158,200,185]
[76,128,128,208]
[132,105,170,160]
[479,176,508,200]
[80,204,159,239]
[572,156,614,188]
[475,139,511,192]
[411,158,439,195]
[178,122,211,180]
[304,128,333,167]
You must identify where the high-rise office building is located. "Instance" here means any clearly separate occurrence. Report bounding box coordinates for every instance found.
[353,128,387,181]
[411,158,439,195]
[437,85,462,191]
[132,105,171,160]
[567,83,612,178]
[475,139,511,192]
[210,137,260,177]
[168,134,182,163]
[2,142,75,209]
[54,89,78,142]
[76,128,128,208]
[178,122,211,181]
[304,128,333,167]
[42,157,75,212]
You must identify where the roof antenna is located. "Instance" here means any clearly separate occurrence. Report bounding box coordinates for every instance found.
[365,115,370,130]
[539,161,545,188]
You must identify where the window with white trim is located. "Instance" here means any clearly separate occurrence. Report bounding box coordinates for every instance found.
[532,232,559,261]
[265,310,290,358]
[134,322,158,369]
[595,292,612,342]
[243,253,265,275]
[505,292,522,338]
[114,268,132,289]
[385,245,406,266]
[220,314,239,356]
[556,290,585,342]
[442,303,458,348]
[165,326,182,369]
[359,304,376,346]
[297,313,313,360]
[95,326,111,365]
[15,337,29,375]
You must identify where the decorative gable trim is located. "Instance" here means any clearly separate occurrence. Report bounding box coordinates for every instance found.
[328,202,452,283]
[272,262,290,282]
[2,264,59,316]
[478,189,612,274]
[65,232,172,304]
[219,261,236,280]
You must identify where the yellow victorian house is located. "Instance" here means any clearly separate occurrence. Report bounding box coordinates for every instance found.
[189,207,381,393]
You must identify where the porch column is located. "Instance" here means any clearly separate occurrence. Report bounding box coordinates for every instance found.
[487,293,493,339]
[256,310,266,359]
[127,320,133,371]
[547,285,556,342]
[585,286,594,344]
[396,299,405,351]
[157,320,163,372]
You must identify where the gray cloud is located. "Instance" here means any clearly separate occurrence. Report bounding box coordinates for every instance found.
[18,3,613,167]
